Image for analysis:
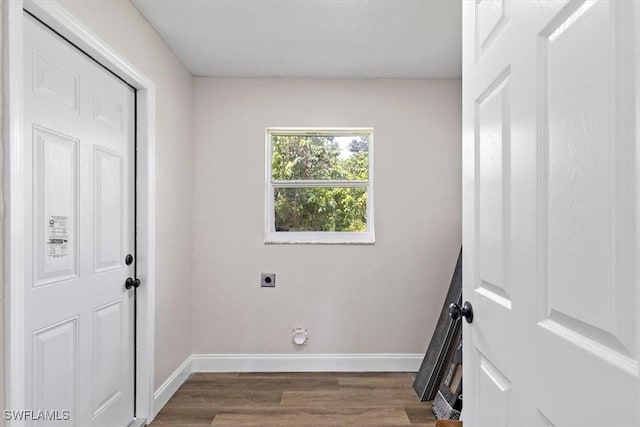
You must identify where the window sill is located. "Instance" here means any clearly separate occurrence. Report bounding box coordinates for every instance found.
[265,231,375,245]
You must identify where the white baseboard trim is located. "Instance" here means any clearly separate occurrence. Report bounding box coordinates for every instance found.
[191,353,423,373]
[153,356,193,418]
[152,353,422,418]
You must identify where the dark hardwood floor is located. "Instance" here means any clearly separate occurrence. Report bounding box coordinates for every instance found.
[150,372,437,426]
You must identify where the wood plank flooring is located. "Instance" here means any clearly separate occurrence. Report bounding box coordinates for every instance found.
[150,372,437,426]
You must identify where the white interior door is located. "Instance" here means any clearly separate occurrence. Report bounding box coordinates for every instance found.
[23,12,135,426]
[463,1,640,425]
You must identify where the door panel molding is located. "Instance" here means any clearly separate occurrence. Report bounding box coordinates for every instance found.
[475,0,509,62]
[4,0,157,423]
[32,125,79,286]
[92,299,125,418]
[32,50,79,111]
[538,314,638,376]
[478,351,511,426]
[474,65,512,308]
[537,0,638,372]
[32,316,79,423]
[93,146,125,273]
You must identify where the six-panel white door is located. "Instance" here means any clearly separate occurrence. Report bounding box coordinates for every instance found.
[23,12,135,427]
[463,1,640,425]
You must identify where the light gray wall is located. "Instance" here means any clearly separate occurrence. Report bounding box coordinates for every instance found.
[58,0,194,389]
[2,1,461,404]
[191,78,461,355]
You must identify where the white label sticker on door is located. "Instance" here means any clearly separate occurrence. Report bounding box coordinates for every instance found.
[47,215,69,260]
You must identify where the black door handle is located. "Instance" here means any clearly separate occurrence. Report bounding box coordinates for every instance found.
[449,301,473,323]
[125,277,140,290]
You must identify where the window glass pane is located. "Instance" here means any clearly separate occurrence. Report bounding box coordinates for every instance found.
[272,134,369,180]
[274,187,367,232]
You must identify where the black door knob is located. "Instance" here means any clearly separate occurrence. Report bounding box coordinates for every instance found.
[125,277,140,290]
[449,301,474,323]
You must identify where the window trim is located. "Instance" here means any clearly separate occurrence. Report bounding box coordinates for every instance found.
[265,127,375,244]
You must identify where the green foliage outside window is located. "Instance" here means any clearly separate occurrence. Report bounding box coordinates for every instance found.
[272,134,369,232]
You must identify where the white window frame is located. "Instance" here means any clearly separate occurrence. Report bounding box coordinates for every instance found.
[265,127,375,244]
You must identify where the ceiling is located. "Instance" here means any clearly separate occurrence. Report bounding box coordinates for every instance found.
[131,0,462,79]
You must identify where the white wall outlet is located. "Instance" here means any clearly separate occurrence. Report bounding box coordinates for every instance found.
[261,273,276,287]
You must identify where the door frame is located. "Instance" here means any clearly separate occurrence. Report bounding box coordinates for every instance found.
[3,0,157,423]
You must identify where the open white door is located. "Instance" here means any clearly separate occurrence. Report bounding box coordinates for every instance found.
[463,1,640,425]
[22,12,135,426]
